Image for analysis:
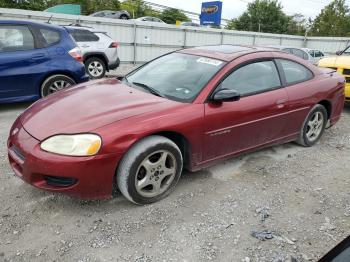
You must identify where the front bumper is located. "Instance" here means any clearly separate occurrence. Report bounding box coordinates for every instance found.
[7,120,122,200]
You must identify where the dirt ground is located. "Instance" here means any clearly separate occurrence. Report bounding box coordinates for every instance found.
[0,98,349,262]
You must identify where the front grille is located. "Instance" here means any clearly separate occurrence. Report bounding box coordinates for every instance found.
[343,69,350,75]
[44,176,77,187]
[11,145,26,161]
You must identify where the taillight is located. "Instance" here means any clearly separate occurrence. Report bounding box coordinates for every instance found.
[69,47,83,62]
[109,42,119,48]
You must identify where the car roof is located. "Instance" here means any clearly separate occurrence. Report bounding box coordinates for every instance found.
[0,20,64,31]
[178,45,280,62]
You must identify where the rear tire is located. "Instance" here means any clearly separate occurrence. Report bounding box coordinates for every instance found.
[297,104,327,147]
[116,136,183,205]
[41,74,75,97]
[85,57,106,79]
[120,14,129,20]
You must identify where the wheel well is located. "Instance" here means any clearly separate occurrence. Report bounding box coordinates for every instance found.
[318,100,332,119]
[153,131,191,169]
[84,54,107,67]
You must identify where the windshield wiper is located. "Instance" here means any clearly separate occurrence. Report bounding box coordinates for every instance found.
[132,82,165,98]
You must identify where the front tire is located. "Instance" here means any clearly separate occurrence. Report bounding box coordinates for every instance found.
[85,57,106,79]
[297,104,327,147]
[116,136,183,205]
[41,74,75,97]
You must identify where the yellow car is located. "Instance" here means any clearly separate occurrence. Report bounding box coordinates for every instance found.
[318,48,350,102]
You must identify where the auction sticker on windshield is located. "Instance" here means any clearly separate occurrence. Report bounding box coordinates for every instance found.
[197,57,223,66]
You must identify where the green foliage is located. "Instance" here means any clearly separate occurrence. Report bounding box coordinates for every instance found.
[160,8,189,24]
[0,0,121,15]
[225,19,237,30]
[47,0,121,15]
[310,0,350,36]
[232,0,291,34]
[0,0,47,11]
[286,14,309,36]
[121,0,160,19]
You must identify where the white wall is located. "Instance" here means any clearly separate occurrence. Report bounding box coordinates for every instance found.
[0,8,349,64]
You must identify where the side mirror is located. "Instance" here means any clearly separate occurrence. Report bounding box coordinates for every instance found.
[212,89,241,102]
[336,50,342,56]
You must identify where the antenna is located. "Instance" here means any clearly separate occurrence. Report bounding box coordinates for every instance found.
[47,15,53,24]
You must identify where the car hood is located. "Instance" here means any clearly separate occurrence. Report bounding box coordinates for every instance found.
[318,55,350,68]
[20,79,177,141]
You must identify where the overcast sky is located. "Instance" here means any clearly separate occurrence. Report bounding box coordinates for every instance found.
[149,0,339,19]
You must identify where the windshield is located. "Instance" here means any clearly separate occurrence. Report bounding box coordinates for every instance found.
[125,53,225,102]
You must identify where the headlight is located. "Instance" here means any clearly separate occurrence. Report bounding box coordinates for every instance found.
[40,134,102,156]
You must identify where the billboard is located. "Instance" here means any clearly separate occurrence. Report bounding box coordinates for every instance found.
[200,1,223,26]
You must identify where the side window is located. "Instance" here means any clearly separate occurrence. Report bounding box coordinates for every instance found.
[0,25,34,52]
[308,50,315,57]
[315,51,324,58]
[40,29,60,46]
[278,59,313,85]
[94,12,105,17]
[70,29,99,42]
[220,60,281,96]
[292,49,306,60]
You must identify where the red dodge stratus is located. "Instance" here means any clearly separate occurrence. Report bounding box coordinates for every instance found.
[7,45,345,204]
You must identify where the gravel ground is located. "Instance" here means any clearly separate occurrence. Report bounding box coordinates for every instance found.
[0,85,349,261]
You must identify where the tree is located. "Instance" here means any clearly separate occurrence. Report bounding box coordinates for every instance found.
[310,0,350,36]
[0,0,121,15]
[225,19,237,30]
[227,0,291,34]
[160,8,189,24]
[47,0,121,15]
[286,14,309,36]
[0,0,48,11]
[121,0,160,19]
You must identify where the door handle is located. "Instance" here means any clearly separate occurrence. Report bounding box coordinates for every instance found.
[81,44,90,48]
[276,99,287,109]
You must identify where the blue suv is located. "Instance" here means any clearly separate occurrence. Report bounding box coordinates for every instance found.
[0,20,89,103]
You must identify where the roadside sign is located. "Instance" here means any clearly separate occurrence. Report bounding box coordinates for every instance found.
[200,1,223,26]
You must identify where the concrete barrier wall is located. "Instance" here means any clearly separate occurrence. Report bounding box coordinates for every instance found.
[1,8,349,64]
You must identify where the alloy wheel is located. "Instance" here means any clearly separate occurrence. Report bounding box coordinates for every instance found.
[48,80,71,94]
[135,150,177,198]
[306,111,324,142]
[88,61,104,77]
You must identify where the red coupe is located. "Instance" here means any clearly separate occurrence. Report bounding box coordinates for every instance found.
[7,45,345,204]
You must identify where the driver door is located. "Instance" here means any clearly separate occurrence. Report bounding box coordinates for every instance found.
[203,59,289,161]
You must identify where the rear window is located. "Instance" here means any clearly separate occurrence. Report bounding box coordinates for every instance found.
[70,29,99,42]
[40,29,60,46]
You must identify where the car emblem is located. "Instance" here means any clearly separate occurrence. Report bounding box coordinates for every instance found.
[12,128,19,136]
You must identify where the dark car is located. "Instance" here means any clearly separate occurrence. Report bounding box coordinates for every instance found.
[0,20,89,103]
[7,45,345,204]
[90,10,131,20]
